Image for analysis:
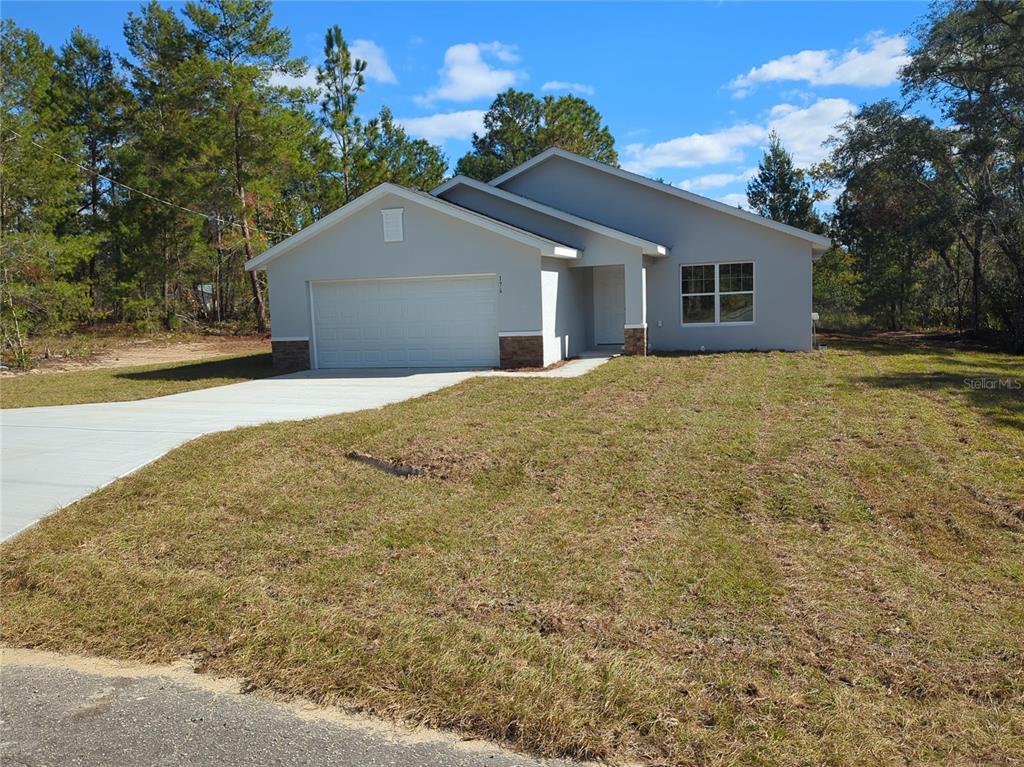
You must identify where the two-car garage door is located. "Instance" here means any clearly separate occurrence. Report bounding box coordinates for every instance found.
[312,275,499,368]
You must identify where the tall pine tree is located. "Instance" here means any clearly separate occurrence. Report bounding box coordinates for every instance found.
[120,1,210,328]
[55,29,130,303]
[315,27,446,204]
[184,0,309,332]
[316,24,365,206]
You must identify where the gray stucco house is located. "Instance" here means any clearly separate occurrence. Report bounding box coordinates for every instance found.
[246,148,830,370]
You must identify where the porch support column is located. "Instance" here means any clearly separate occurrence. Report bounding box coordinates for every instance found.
[623,256,647,356]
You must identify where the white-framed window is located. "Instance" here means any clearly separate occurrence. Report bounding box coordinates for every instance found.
[681,261,754,325]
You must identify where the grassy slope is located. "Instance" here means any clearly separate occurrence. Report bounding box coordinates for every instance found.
[2,339,1022,765]
[0,352,274,409]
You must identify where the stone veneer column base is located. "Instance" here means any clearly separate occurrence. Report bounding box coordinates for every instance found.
[499,335,544,369]
[271,339,310,371]
[623,326,648,356]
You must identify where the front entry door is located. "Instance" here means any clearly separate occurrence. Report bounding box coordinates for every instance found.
[593,265,625,345]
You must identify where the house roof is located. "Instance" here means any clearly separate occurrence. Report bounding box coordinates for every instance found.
[245,183,579,271]
[488,148,832,255]
[432,175,670,257]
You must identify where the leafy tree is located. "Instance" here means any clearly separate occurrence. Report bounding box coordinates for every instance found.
[456,89,617,181]
[746,132,823,232]
[811,245,862,326]
[455,90,542,182]
[903,0,1024,347]
[829,102,954,329]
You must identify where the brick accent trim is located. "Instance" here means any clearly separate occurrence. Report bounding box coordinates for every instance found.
[623,326,648,356]
[272,339,310,371]
[499,335,544,369]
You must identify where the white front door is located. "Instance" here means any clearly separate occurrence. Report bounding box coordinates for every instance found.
[311,275,499,368]
[593,265,625,345]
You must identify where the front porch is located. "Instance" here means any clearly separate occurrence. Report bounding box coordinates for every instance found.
[571,259,648,356]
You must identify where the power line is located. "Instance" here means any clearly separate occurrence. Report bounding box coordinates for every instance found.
[5,129,296,239]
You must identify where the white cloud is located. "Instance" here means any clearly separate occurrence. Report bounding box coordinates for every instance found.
[269,67,319,91]
[717,193,751,210]
[622,98,853,176]
[730,33,909,96]
[270,40,397,92]
[622,123,765,175]
[398,110,486,143]
[416,42,523,105]
[270,40,397,91]
[541,80,595,96]
[677,168,757,192]
[767,97,854,166]
[351,39,397,84]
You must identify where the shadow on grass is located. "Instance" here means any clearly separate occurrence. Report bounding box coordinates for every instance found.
[820,330,1020,358]
[115,352,274,383]
[855,370,1023,430]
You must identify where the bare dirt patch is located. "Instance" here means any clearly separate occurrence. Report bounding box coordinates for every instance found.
[345,451,431,478]
[4,336,269,376]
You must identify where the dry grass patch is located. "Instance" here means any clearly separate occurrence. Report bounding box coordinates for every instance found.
[2,336,1023,764]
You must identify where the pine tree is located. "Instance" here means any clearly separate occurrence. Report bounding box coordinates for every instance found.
[55,29,131,303]
[184,0,309,333]
[0,20,94,352]
[455,89,618,181]
[746,132,822,232]
[0,20,80,236]
[538,94,617,166]
[354,107,447,193]
[315,27,446,203]
[316,24,366,205]
[120,1,210,328]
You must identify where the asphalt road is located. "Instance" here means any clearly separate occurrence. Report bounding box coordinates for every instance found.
[0,651,582,767]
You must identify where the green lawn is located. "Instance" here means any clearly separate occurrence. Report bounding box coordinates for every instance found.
[0,352,274,408]
[2,338,1022,765]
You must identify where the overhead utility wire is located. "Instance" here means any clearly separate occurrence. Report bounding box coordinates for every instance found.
[5,129,296,239]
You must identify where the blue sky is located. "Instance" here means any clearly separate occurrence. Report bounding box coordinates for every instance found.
[6,1,927,207]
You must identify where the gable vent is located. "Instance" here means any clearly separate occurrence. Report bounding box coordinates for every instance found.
[381,208,404,242]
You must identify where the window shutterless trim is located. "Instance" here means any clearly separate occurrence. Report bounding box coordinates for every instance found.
[680,261,755,326]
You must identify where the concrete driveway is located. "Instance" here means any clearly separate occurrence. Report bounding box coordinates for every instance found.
[0,369,477,541]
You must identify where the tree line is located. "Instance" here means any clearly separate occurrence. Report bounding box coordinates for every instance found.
[748,2,1022,351]
[0,0,617,364]
[2,0,1020,363]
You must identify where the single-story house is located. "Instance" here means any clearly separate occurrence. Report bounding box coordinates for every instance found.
[246,148,830,371]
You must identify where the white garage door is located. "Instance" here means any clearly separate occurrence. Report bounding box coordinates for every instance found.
[312,275,499,368]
